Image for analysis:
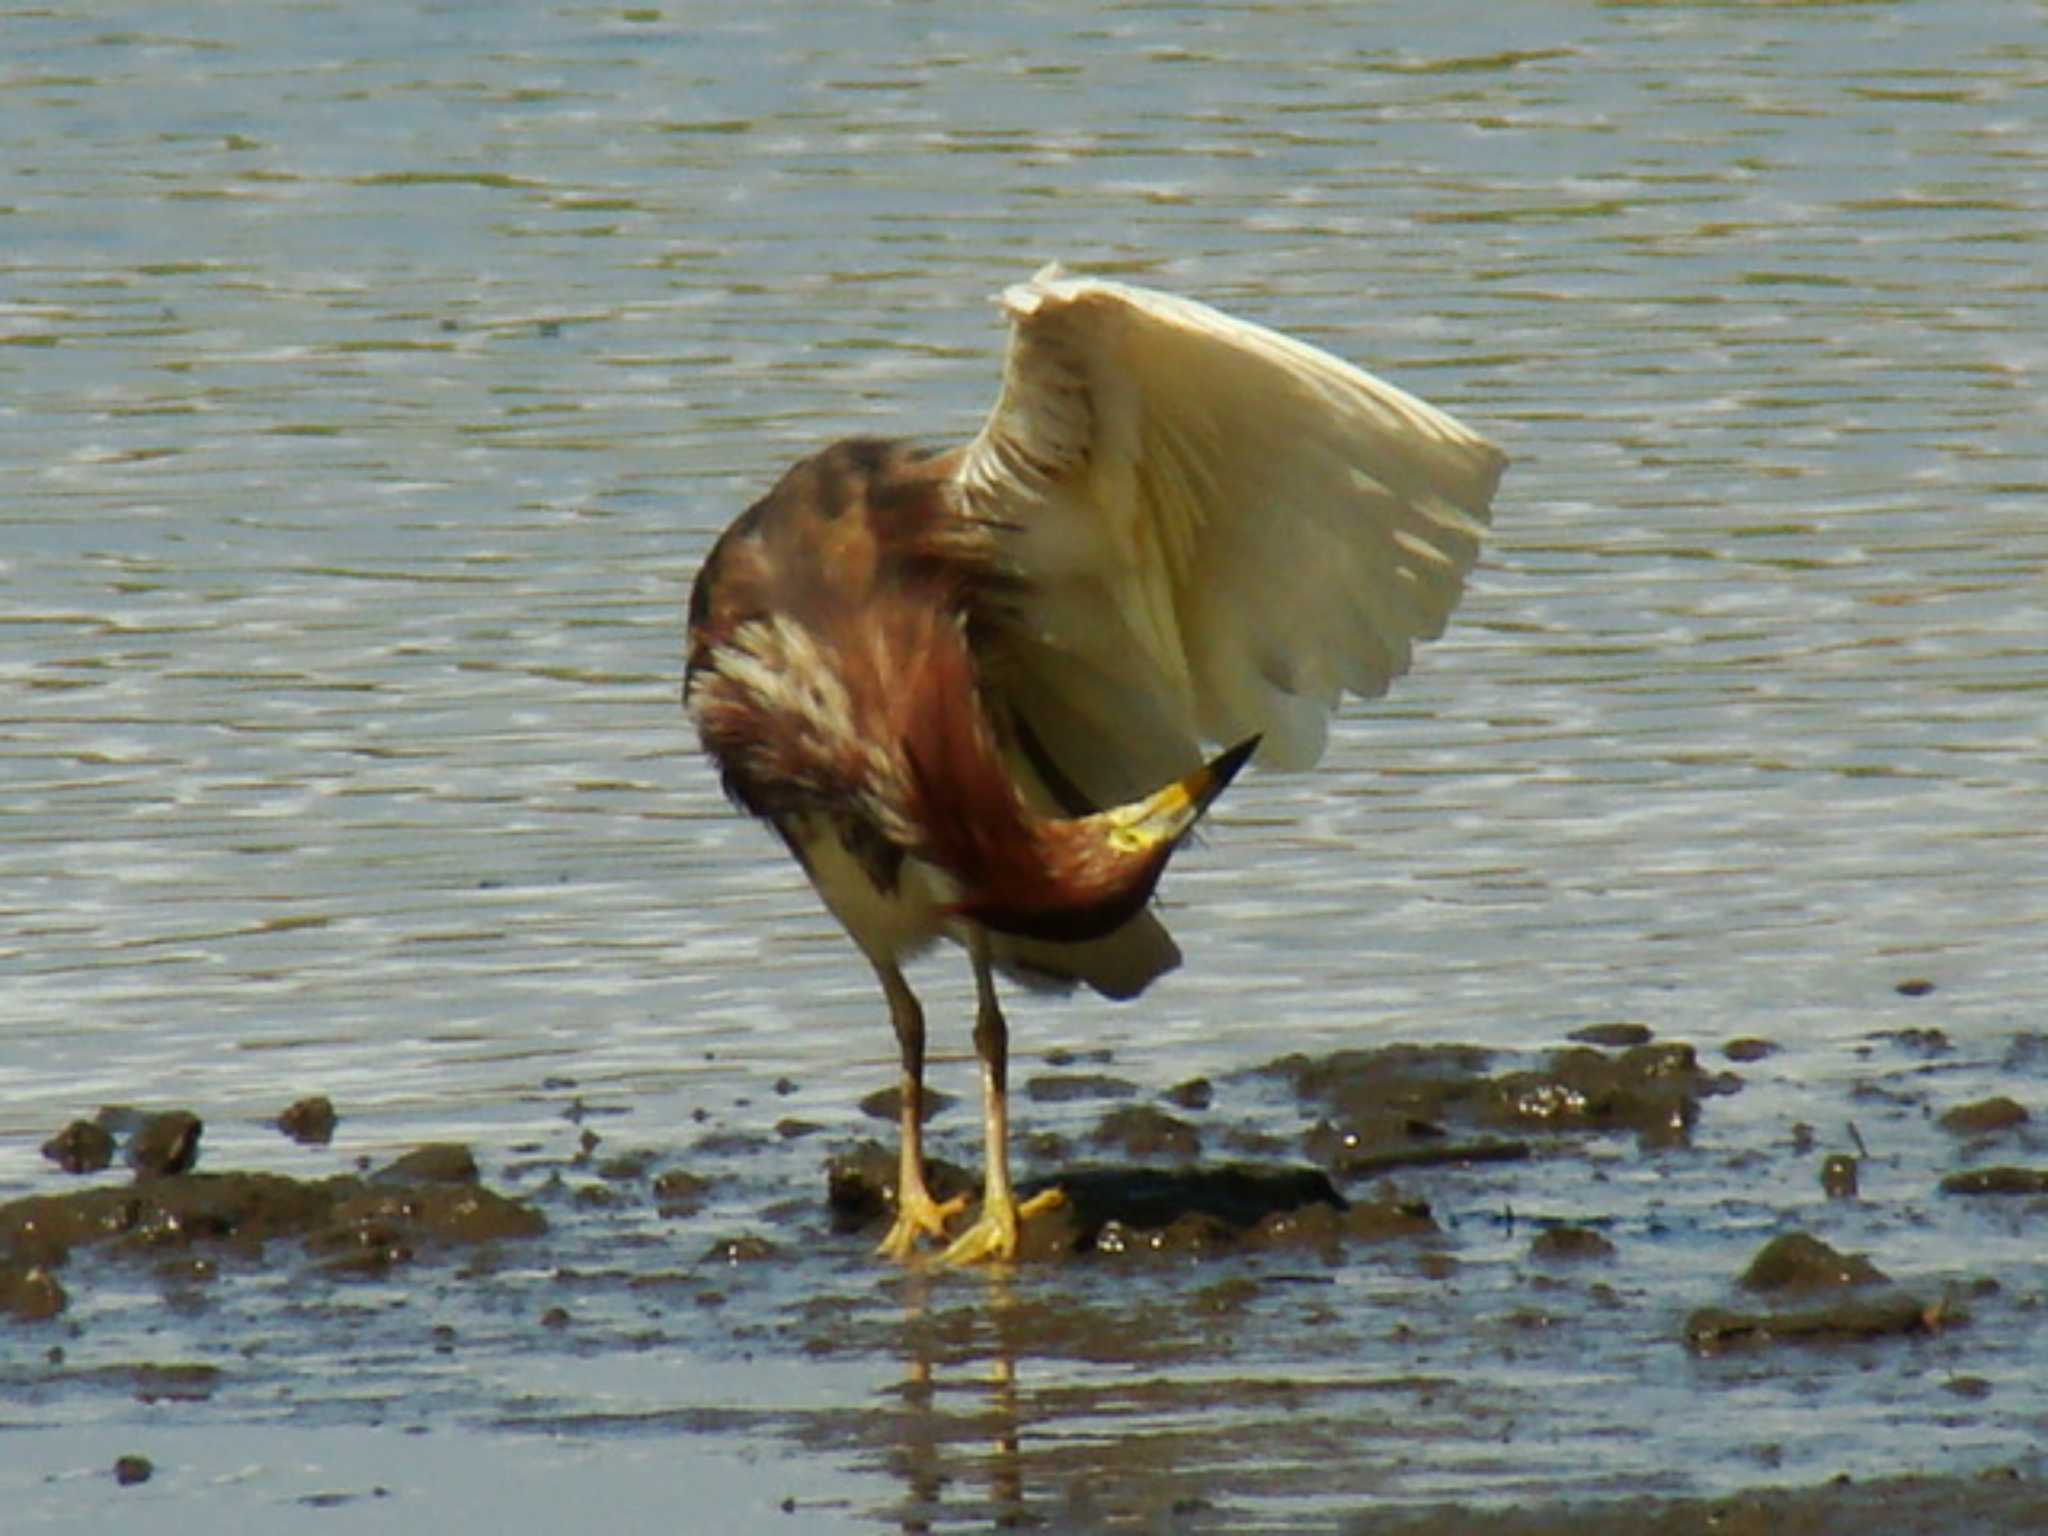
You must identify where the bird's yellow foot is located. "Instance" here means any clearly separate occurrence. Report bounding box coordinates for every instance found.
[874,1186,969,1261]
[936,1187,1066,1266]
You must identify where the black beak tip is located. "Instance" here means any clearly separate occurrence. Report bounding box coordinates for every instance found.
[1212,734,1262,789]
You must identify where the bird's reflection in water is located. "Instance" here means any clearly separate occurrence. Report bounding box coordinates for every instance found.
[884,1270,1033,1533]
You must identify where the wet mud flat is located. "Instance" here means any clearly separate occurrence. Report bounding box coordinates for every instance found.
[6,1015,2048,1533]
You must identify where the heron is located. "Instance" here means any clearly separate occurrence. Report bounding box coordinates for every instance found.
[685,265,1505,1263]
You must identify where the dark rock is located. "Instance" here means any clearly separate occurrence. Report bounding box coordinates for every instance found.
[1724,1038,1777,1063]
[113,1455,153,1487]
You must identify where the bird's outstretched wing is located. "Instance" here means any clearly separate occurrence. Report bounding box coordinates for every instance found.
[952,264,1505,808]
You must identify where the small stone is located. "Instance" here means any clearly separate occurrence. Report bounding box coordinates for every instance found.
[1724,1038,1777,1063]
[113,1455,153,1487]
[1895,977,1936,997]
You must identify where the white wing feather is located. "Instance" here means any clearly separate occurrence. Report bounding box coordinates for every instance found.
[954,264,1505,805]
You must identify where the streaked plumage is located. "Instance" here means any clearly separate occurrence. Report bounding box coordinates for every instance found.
[685,266,1505,1262]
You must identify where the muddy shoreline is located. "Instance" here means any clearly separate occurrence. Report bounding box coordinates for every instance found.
[7,1027,2043,1530]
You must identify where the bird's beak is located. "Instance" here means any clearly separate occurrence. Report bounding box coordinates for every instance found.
[1099,735,1260,855]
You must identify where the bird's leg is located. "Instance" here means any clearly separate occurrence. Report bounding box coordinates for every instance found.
[938,929,1065,1266]
[872,957,967,1260]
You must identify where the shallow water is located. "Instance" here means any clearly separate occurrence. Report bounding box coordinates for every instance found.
[3,1,2046,1530]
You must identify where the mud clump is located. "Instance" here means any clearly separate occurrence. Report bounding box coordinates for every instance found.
[278,1096,338,1146]
[1741,1232,1887,1292]
[1089,1104,1200,1161]
[821,1150,1388,1262]
[373,1143,480,1185]
[1,1260,68,1321]
[824,1140,975,1234]
[653,1169,713,1217]
[1941,1167,2048,1197]
[1568,1022,1653,1048]
[1685,1293,1953,1353]
[1820,1154,1860,1200]
[1266,1039,1727,1160]
[1686,1231,1945,1354]
[1025,1073,1139,1104]
[0,1144,545,1309]
[1019,1165,1388,1261]
[1530,1225,1616,1265]
[1939,1097,2029,1137]
[41,1121,116,1175]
